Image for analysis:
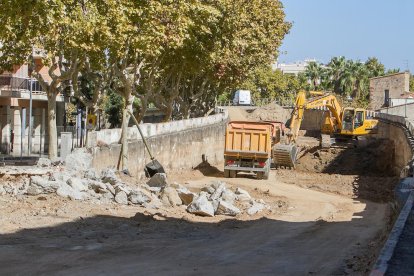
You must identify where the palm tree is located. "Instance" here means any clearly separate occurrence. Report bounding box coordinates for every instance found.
[340,60,357,97]
[305,61,324,90]
[326,56,346,93]
[365,57,385,78]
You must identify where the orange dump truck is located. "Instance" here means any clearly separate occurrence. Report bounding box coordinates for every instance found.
[224,121,282,180]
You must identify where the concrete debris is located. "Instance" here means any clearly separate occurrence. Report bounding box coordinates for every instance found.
[161,186,182,206]
[0,186,6,196]
[1,159,270,218]
[210,183,226,201]
[235,187,252,202]
[101,168,119,185]
[147,173,168,188]
[84,169,100,180]
[64,148,92,171]
[67,178,88,192]
[247,201,266,215]
[216,200,241,216]
[176,187,195,205]
[105,183,116,195]
[36,158,52,167]
[114,183,131,195]
[221,189,236,205]
[114,191,128,205]
[29,176,63,194]
[129,189,151,205]
[56,184,87,201]
[187,193,215,217]
[201,185,215,194]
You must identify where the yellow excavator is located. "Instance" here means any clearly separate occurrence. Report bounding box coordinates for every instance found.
[273,91,379,168]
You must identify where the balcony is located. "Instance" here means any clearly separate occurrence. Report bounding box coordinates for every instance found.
[0,76,64,101]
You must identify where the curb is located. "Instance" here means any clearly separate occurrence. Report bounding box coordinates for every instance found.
[370,190,414,276]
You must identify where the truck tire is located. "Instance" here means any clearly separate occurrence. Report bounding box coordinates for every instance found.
[224,169,230,178]
[229,170,237,178]
[257,172,264,180]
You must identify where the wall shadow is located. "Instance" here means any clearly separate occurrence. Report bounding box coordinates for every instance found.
[0,202,384,275]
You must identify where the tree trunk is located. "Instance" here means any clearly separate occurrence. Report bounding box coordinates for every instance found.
[121,93,134,171]
[47,92,58,159]
[163,104,173,122]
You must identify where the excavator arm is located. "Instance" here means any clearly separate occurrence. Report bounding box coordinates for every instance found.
[274,91,343,168]
[288,91,343,143]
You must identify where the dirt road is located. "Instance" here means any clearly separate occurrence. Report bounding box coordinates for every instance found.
[0,169,390,275]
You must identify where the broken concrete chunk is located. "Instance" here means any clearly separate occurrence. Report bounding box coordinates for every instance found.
[235,187,251,202]
[161,187,182,206]
[201,185,215,194]
[64,148,92,171]
[101,168,119,185]
[115,191,128,205]
[176,187,195,205]
[187,193,214,217]
[56,183,86,201]
[129,189,151,205]
[29,176,63,193]
[84,168,100,180]
[67,178,88,192]
[216,200,241,216]
[36,158,51,167]
[114,183,131,195]
[105,183,116,195]
[210,183,226,201]
[147,173,168,188]
[210,180,224,190]
[247,201,265,215]
[221,189,236,204]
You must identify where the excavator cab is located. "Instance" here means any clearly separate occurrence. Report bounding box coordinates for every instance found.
[341,108,355,132]
[341,108,367,135]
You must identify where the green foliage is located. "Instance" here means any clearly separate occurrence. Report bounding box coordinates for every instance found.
[303,56,391,105]
[104,89,124,128]
[240,66,299,102]
[410,75,414,92]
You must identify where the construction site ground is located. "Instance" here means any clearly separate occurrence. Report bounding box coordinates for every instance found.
[0,106,399,275]
[0,146,397,275]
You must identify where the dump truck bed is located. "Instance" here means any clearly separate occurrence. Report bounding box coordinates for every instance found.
[224,121,274,179]
[225,122,272,158]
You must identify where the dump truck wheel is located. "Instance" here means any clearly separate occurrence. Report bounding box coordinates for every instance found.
[257,172,264,180]
[229,170,237,178]
[224,169,230,178]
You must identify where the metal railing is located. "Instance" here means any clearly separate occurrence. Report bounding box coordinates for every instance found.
[0,76,45,93]
[216,97,295,108]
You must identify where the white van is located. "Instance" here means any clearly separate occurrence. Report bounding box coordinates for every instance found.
[233,90,251,106]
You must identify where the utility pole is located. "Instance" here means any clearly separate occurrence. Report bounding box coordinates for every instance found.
[28,46,34,155]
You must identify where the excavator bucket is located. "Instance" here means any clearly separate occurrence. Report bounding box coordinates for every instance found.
[273,144,298,168]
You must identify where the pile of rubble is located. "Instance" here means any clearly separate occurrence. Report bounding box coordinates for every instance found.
[0,149,269,217]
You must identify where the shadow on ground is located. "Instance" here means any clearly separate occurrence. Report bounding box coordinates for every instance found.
[0,202,384,275]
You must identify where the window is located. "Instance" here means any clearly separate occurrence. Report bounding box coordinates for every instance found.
[384,89,390,106]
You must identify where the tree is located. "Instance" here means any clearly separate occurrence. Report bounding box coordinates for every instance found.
[365,57,385,77]
[305,62,324,90]
[410,75,414,92]
[326,56,346,93]
[0,0,107,158]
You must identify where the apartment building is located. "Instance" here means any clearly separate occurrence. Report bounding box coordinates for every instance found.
[0,61,65,155]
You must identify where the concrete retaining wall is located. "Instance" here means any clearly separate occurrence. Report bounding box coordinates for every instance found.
[90,112,228,178]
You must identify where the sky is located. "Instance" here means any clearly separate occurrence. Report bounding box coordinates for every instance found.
[279,0,414,72]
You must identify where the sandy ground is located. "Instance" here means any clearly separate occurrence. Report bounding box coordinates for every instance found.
[0,166,393,275]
